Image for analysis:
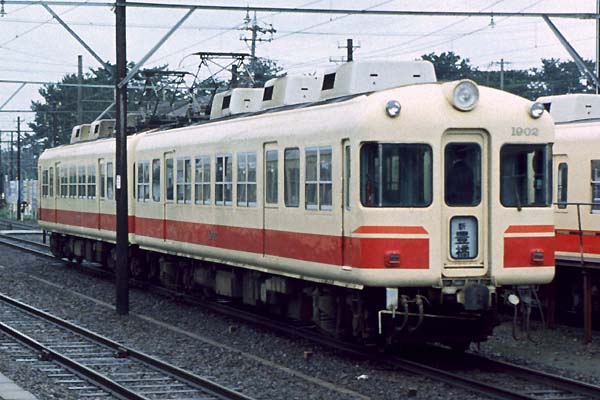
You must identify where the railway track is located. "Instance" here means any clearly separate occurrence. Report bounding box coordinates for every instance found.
[0,293,252,400]
[1,229,600,400]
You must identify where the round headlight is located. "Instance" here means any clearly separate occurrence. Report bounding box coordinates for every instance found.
[452,80,479,111]
[385,100,401,118]
[529,102,545,119]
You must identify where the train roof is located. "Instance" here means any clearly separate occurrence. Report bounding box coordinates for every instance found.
[537,94,600,123]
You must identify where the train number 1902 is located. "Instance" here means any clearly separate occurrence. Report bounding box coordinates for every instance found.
[511,127,539,136]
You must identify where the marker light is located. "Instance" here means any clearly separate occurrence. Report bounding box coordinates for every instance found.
[529,102,545,119]
[452,80,479,111]
[385,100,401,118]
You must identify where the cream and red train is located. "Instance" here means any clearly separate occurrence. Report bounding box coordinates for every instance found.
[537,94,600,265]
[38,61,555,348]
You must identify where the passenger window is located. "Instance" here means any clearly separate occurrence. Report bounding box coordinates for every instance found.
[78,166,86,198]
[216,154,232,206]
[87,165,96,199]
[360,143,432,207]
[265,150,278,204]
[557,163,568,209]
[137,161,150,202]
[69,166,77,198]
[445,143,481,207]
[99,161,105,199]
[194,156,210,205]
[284,148,299,207]
[166,158,174,201]
[237,152,256,207]
[59,167,68,198]
[177,158,191,204]
[107,162,114,200]
[152,159,160,202]
[592,160,600,213]
[42,169,48,197]
[305,146,332,210]
[49,167,54,197]
[345,145,351,209]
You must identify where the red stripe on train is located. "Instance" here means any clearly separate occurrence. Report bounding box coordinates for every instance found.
[504,236,555,267]
[352,226,428,235]
[39,208,430,269]
[555,231,600,255]
[505,225,554,234]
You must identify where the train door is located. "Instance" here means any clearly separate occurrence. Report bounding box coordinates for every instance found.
[163,151,175,241]
[262,142,279,256]
[341,139,351,266]
[442,131,489,277]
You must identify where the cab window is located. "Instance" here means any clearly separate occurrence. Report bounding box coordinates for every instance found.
[360,143,432,207]
[500,144,551,207]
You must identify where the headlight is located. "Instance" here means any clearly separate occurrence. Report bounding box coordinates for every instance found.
[452,80,479,111]
[385,100,401,118]
[529,102,545,119]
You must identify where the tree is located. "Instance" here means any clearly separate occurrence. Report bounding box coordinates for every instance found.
[527,58,596,99]
[421,51,478,82]
[237,57,285,88]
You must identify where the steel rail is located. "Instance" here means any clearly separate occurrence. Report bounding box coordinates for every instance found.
[1,1,598,19]
[0,292,253,400]
[463,352,600,399]
[3,230,598,399]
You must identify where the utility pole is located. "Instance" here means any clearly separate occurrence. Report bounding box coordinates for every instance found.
[491,59,511,90]
[115,0,129,315]
[240,10,275,81]
[77,55,83,124]
[10,131,13,182]
[16,117,21,221]
[0,131,3,199]
[330,39,360,63]
[597,0,600,93]
[500,58,504,90]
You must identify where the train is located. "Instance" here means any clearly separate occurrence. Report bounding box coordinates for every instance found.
[537,94,600,265]
[37,60,556,349]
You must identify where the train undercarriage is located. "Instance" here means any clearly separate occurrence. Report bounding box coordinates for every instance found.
[49,232,498,350]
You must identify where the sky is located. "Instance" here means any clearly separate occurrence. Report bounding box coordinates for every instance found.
[0,0,598,132]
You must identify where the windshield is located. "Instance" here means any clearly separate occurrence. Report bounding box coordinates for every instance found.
[360,143,432,207]
[500,144,552,207]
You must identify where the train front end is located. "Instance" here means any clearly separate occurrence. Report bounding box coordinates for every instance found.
[349,80,555,347]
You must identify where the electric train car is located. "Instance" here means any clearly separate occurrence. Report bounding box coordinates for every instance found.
[38,61,555,348]
[538,94,600,265]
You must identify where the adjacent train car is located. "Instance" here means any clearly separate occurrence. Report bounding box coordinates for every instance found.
[38,61,555,348]
[538,94,600,265]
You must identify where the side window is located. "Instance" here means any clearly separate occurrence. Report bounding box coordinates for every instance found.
[137,161,150,202]
[592,160,600,213]
[305,146,332,210]
[265,150,278,205]
[194,156,210,205]
[49,167,54,197]
[216,154,232,206]
[237,152,257,207]
[69,166,77,198]
[99,161,105,199]
[59,167,67,198]
[152,159,160,202]
[87,165,96,199]
[177,158,191,204]
[284,148,299,207]
[166,158,174,201]
[345,145,351,209]
[78,165,86,198]
[42,169,48,197]
[107,162,114,200]
[557,163,568,209]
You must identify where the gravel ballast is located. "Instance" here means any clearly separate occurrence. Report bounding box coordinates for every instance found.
[0,242,598,399]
